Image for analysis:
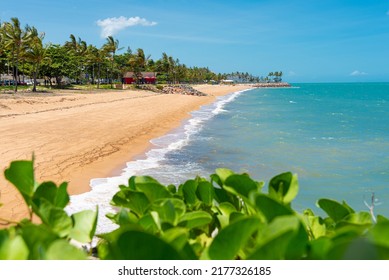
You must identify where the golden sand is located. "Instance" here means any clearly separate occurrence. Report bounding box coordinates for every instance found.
[0,84,251,222]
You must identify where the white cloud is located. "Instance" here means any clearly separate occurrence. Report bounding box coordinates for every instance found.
[96,16,157,38]
[350,70,368,76]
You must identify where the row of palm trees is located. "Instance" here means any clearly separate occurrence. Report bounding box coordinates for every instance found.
[1,17,263,93]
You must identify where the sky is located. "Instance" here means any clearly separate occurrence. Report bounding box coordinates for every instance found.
[1,0,389,82]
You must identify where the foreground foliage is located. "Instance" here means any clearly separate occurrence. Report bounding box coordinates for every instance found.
[1,159,388,260]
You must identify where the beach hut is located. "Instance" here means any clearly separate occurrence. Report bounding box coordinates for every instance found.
[123,72,157,84]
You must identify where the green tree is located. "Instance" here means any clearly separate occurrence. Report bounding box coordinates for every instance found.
[40,44,74,88]
[1,17,33,92]
[24,27,46,92]
[103,36,122,88]
[64,34,87,83]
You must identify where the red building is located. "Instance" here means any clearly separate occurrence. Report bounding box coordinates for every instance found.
[123,72,157,84]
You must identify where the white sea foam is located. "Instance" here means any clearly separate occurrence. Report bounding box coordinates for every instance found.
[65,88,251,236]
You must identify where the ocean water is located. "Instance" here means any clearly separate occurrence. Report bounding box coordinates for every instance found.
[66,83,389,234]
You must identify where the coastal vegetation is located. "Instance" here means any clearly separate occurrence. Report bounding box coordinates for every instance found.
[0,17,283,93]
[1,158,388,260]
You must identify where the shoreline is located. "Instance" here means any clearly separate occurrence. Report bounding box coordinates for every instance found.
[0,84,251,222]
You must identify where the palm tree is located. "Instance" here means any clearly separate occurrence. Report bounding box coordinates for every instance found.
[1,17,33,92]
[103,36,122,88]
[65,34,87,84]
[25,27,46,92]
[85,45,106,88]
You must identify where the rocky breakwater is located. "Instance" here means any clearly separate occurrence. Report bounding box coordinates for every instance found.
[161,85,207,96]
[253,82,291,88]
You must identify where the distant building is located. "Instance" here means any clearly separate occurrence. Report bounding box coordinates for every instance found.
[220,79,235,84]
[123,72,157,84]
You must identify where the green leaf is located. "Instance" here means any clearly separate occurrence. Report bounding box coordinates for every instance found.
[368,221,389,247]
[19,223,59,259]
[35,201,72,237]
[4,160,36,204]
[254,194,294,222]
[182,179,199,205]
[134,176,172,202]
[304,214,326,239]
[111,189,149,217]
[318,198,352,223]
[106,208,138,225]
[218,202,237,216]
[249,216,300,259]
[98,229,183,260]
[308,237,332,259]
[215,168,234,183]
[0,235,29,260]
[46,240,87,260]
[223,174,258,198]
[208,216,261,260]
[196,181,214,206]
[162,227,189,251]
[70,208,98,243]
[339,212,373,227]
[138,212,161,233]
[178,211,213,229]
[151,198,186,226]
[33,181,70,209]
[268,172,299,204]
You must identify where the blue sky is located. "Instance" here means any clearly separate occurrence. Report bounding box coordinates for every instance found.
[1,0,389,82]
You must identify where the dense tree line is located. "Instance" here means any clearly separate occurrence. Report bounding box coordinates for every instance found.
[1,17,272,93]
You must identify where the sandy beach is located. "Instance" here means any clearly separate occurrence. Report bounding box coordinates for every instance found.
[0,84,251,222]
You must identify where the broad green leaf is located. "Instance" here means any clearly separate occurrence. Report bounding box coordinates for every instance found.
[254,194,294,222]
[0,235,29,260]
[4,160,36,204]
[208,216,261,260]
[327,237,378,260]
[19,223,59,259]
[216,202,237,228]
[285,220,309,259]
[134,176,172,202]
[318,198,352,223]
[339,212,373,227]
[111,189,149,217]
[167,184,177,194]
[223,174,258,198]
[99,229,182,260]
[308,237,332,259]
[368,221,389,247]
[106,208,138,225]
[268,172,298,204]
[46,240,87,260]
[196,181,214,206]
[162,228,189,251]
[215,168,234,183]
[33,181,70,209]
[151,198,186,226]
[178,211,212,229]
[70,208,98,243]
[35,201,72,237]
[303,209,326,239]
[138,212,161,233]
[305,215,326,239]
[249,216,300,259]
[218,202,237,216]
[182,179,198,205]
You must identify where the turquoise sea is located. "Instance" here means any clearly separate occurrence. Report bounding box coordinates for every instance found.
[67,83,389,233]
